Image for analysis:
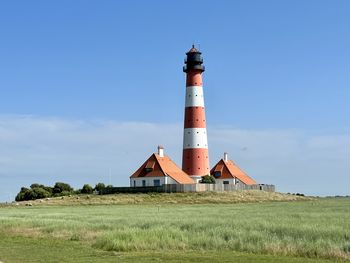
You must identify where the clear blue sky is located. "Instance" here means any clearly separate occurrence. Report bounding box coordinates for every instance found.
[0,1,349,201]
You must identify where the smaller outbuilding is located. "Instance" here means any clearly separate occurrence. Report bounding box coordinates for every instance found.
[210,153,257,185]
[130,146,194,187]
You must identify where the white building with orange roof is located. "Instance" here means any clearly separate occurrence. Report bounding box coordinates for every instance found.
[130,146,194,187]
[210,152,257,186]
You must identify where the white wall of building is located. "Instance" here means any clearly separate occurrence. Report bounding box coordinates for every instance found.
[130,176,178,187]
[215,178,236,185]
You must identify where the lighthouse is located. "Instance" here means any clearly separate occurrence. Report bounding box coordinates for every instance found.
[182,45,210,182]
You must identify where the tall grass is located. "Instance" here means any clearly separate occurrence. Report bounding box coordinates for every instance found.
[0,196,349,261]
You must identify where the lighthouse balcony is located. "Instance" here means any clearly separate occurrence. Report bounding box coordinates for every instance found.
[184,57,203,64]
[183,65,205,73]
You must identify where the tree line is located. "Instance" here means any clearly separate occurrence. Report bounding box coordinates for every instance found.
[15,182,111,201]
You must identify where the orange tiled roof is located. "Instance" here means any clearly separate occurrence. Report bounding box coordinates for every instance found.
[211,159,257,185]
[130,153,194,184]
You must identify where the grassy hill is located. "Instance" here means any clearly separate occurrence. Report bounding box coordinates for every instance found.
[8,190,311,206]
[0,192,349,263]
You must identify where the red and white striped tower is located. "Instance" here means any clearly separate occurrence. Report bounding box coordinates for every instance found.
[182,45,210,182]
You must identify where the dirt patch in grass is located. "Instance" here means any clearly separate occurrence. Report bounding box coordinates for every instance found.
[5,226,43,238]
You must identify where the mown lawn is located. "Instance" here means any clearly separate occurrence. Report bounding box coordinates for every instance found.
[0,195,349,262]
[0,235,338,263]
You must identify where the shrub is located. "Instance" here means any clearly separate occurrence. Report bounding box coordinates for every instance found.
[81,184,93,194]
[32,187,51,199]
[15,186,51,201]
[15,182,75,201]
[15,187,30,201]
[60,190,74,196]
[94,183,106,192]
[30,183,53,194]
[53,182,73,194]
[15,188,36,201]
[200,175,216,184]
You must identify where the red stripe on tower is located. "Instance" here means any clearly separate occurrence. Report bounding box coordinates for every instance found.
[182,45,210,182]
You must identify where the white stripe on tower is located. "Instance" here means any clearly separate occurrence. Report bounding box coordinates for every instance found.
[183,128,208,149]
[185,86,204,107]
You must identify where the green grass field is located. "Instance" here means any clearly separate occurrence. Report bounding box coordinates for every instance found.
[0,192,349,262]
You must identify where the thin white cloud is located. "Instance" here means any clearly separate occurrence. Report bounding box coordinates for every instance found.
[0,115,349,201]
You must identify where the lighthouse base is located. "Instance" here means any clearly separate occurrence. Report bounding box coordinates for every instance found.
[189,175,203,183]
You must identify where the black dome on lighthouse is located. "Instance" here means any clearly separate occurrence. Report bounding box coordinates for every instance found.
[186,44,201,54]
[183,45,205,73]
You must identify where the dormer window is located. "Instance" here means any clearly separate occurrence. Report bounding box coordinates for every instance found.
[214,171,221,178]
[213,164,224,178]
[144,161,155,173]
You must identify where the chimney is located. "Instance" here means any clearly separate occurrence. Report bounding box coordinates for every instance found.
[224,152,228,162]
[158,145,164,157]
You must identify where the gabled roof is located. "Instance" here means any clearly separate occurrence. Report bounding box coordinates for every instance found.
[130,153,194,184]
[210,159,257,185]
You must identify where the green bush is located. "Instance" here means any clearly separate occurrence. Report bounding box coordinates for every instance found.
[94,183,106,192]
[15,187,30,201]
[15,182,74,201]
[32,187,51,199]
[15,186,51,201]
[53,182,73,194]
[81,184,93,194]
[30,183,53,194]
[200,175,216,184]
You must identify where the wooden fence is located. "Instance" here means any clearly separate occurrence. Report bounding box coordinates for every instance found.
[100,184,275,195]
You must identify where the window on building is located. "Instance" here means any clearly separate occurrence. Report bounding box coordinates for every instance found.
[153,179,160,186]
[142,180,146,187]
[144,161,155,173]
[133,181,136,187]
[213,164,223,178]
[214,171,221,178]
[223,181,229,185]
